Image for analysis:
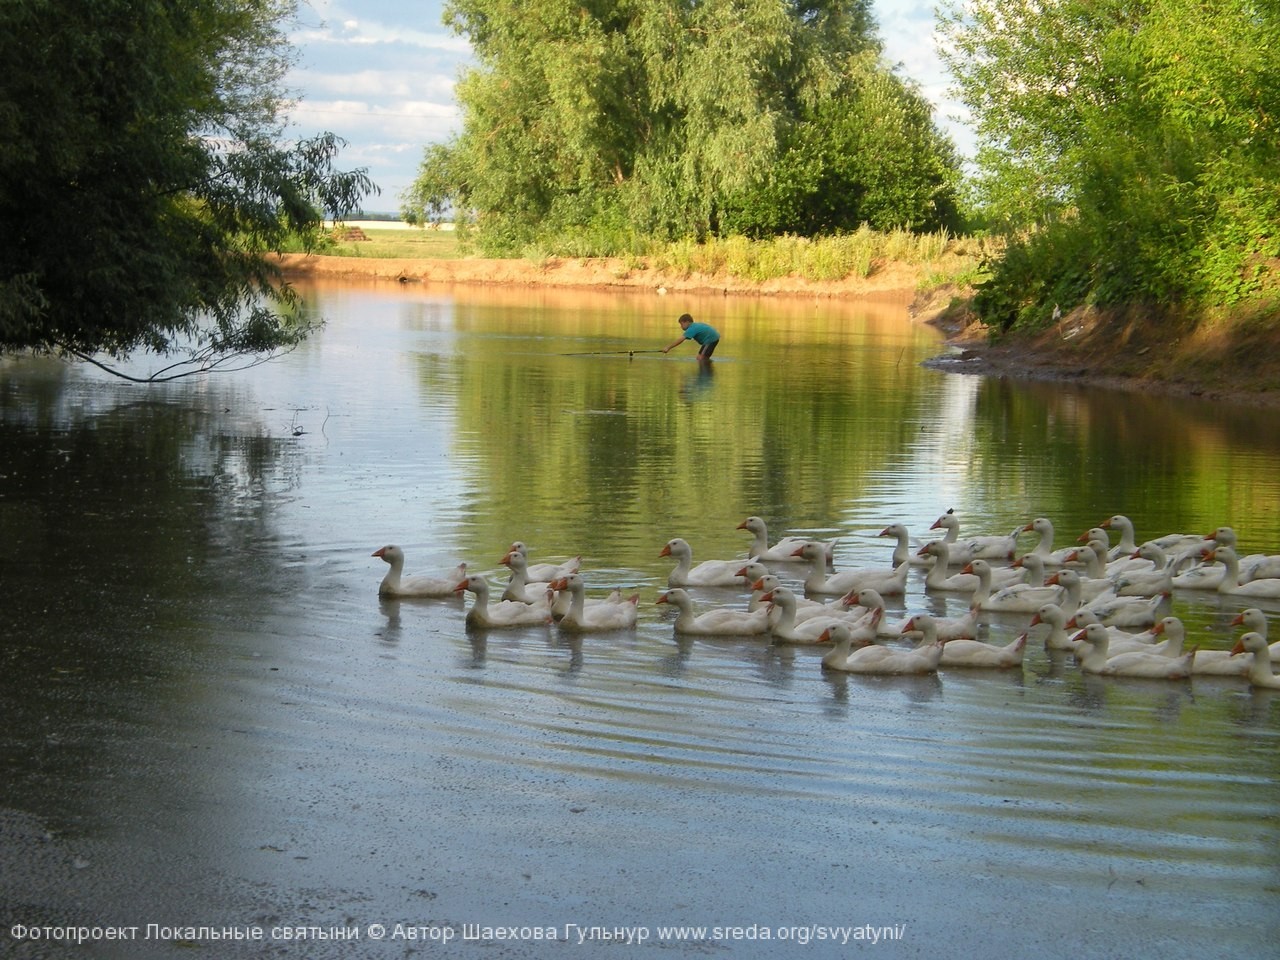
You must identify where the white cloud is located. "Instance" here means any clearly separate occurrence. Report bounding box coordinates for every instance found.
[294,68,455,102]
[876,1,974,156]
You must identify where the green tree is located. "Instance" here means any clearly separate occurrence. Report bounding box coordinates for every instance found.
[404,0,961,252]
[0,0,375,375]
[721,59,962,236]
[939,0,1279,325]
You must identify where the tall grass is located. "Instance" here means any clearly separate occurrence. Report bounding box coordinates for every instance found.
[282,221,985,289]
[650,228,964,283]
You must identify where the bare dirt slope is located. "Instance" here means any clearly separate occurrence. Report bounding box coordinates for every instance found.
[916,287,1280,407]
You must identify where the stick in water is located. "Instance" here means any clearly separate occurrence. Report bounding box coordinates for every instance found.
[560,348,666,357]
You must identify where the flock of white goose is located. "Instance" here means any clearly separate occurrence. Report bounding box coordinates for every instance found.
[371,511,1280,687]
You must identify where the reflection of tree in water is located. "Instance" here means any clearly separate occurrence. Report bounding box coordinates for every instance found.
[679,361,715,403]
[971,375,1280,532]
[0,367,303,825]
[0,379,301,601]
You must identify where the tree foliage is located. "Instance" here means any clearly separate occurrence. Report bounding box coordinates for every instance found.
[0,0,375,369]
[939,0,1280,326]
[404,0,963,252]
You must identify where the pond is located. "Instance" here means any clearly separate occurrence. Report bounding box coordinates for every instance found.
[1,280,1278,959]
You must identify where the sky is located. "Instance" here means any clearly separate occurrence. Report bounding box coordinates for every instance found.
[284,1,970,214]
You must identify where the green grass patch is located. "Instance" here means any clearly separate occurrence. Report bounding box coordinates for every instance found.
[277,226,465,259]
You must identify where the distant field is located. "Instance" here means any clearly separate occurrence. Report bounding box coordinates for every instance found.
[321,222,463,259]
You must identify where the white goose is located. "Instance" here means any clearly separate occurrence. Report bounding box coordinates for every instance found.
[879,523,933,566]
[1141,618,1251,677]
[1231,633,1280,689]
[818,622,879,669]
[1078,588,1168,628]
[837,588,908,638]
[1083,529,1156,579]
[1147,526,1215,555]
[1203,546,1280,599]
[919,541,980,592]
[794,541,908,597]
[1110,543,1174,596]
[1066,609,1148,649]
[821,629,944,675]
[661,538,744,587]
[738,563,773,610]
[900,607,979,643]
[1097,514,1140,560]
[1064,534,1104,572]
[920,510,962,559]
[1059,542,1121,601]
[1098,517,1205,558]
[547,583,626,621]
[656,588,771,636]
[1205,527,1280,582]
[737,516,835,564]
[1072,623,1196,679]
[1169,536,1232,589]
[997,552,1049,590]
[906,615,1026,669]
[964,559,1064,613]
[1101,514,1206,560]
[1020,517,1083,567]
[1229,608,1280,659]
[753,575,850,623]
[499,548,550,603]
[1042,569,1104,619]
[456,575,550,629]
[1028,603,1076,651]
[507,542,580,582]
[372,545,466,598]
[926,511,1020,563]
[763,586,875,645]
[1093,516,1197,571]
[549,574,639,632]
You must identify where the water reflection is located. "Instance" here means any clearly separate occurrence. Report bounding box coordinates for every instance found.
[678,358,715,403]
[2,285,1279,957]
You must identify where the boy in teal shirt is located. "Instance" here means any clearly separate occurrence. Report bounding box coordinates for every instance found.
[662,313,720,359]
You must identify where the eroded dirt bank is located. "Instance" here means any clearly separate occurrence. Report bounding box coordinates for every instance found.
[914,287,1280,408]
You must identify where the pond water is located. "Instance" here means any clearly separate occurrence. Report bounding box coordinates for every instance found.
[1,281,1278,959]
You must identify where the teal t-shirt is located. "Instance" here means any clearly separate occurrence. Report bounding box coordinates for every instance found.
[683,322,719,346]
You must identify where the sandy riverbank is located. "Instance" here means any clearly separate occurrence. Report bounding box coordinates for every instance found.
[273,252,926,302]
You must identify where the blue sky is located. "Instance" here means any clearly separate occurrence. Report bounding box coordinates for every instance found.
[285,1,970,213]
